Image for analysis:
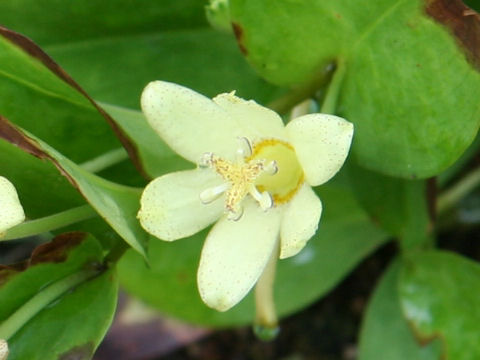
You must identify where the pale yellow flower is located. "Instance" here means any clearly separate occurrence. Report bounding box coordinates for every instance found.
[0,339,8,360]
[138,81,353,311]
[0,176,25,236]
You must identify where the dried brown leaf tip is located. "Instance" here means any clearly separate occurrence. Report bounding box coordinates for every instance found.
[0,232,88,286]
[425,0,480,69]
[0,116,78,188]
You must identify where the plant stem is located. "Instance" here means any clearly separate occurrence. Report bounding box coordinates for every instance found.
[254,241,280,341]
[267,63,334,115]
[0,267,100,340]
[437,166,480,215]
[104,240,130,265]
[80,147,129,173]
[320,57,346,114]
[1,205,97,241]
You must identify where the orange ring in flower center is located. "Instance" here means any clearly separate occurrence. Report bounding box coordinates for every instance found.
[247,139,304,205]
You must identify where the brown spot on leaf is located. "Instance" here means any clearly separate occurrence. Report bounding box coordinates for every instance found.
[29,232,86,265]
[425,0,480,70]
[0,232,88,286]
[58,342,94,360]
[0,26,148,178]
[232,22,248,55]
[0,115,78,188]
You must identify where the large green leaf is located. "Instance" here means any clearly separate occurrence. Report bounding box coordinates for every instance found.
[0,233,117,360]
[0,1,281,110]
[0,116,148,257]
[348,161,433,249]
[230,0,480,178]
[118,180,388,326]
[358,261,441,360]
[46,29,282,110]
[0,0,207,46]
[399,251,480,360]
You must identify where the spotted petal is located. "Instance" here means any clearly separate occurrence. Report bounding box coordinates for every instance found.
[0,176,25,235]
[286,114,353,186]
[280,184,322,259]
[138,169,224,241]
[213,92,287,142]
[141,81,287,163]
[197,199,282,311]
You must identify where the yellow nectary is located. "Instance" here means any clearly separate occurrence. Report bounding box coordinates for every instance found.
[249,139,304,205]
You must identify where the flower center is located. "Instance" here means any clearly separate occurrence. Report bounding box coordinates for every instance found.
[248,139,304,204]
[199,138,304,220]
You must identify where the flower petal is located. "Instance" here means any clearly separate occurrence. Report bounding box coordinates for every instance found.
[280,184,322,259]
[141,81,286,163]
[138,169,224,241]
[0,176,25,235]
[197,199,282,311]
[213,92,287,142]
[286,114,353,186]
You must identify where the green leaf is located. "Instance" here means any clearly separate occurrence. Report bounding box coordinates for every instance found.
[348,161,433,250]
[8,270,117,360]
[46,29,282,110]
[0,27,133,165]
[0,116,148,257]
[399,251,480,360]
[118,180,388,326]
[0,2,281,109]
[229,0,480,178]
[0,233,117,360]
[358,261,441,360]
[0,0,207,46]
[0,139,84,219]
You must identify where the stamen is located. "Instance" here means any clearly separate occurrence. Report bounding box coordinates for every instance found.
[199,152,214,168]
[228,205,244,221]
[249,185,273,211]
[264,160,278,175]
[198,137,283,220]
[199,183,229,204]
[236,136,253,159]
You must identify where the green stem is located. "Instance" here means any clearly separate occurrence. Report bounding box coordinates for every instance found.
[80,147,129,173]
[0,268,100,340]
[104,240,129,265]
[437,166,480,215]
[320,58,346,114]
[267,63,335,115]
[400,180,434,251]
[254,241,280,341]
[1,205,97,241]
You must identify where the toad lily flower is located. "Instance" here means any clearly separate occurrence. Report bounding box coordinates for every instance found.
[138,81,353,312]
[0,176,25,236]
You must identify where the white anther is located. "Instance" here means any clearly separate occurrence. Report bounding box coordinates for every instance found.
[236,136,253,159]
[199,152,214,168]
[264,160,278,175]
[199,183,229,204]
[228,206,244,221]
[249,186,273,211]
